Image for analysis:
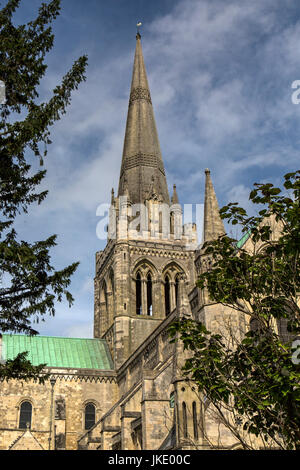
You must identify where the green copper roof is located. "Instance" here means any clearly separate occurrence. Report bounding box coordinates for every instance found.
[236,230,251,249]
[1,334,113,370]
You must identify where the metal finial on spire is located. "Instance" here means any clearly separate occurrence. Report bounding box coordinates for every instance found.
[136,22,142,39]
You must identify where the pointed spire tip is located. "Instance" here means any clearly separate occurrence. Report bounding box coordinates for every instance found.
[136,21,142,39]
[118,24,170,205]
[171,183,179,204]
[203,168,225,242]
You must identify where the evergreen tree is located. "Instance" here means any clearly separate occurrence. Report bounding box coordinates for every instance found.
[0,0,88,381]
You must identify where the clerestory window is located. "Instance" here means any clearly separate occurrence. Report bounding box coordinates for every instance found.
[85,403,96,430]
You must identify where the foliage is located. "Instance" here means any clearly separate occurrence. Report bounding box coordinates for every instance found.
[0,352,47,383]
[0,0,88,380]
[170,170,300,449]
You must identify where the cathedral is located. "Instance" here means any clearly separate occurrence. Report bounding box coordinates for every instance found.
[0,33,250,451]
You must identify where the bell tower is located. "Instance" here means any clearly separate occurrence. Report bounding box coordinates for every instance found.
[94,34,198,369]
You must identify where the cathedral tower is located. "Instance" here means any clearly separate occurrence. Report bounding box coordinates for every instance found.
[94,34,197,369]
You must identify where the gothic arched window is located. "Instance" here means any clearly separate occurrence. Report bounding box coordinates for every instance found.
[182,402,188,438]
[19,401,32,429]
[101,281,108,312]
[136,271,142,315]
[104,281,108,312]
[164,275,170,316]
[85,403,96,430]
[100,280,108,332]
[108,270,114,325]
[175,274,180,305]
[192,401,198,439]
[147,272,152,316]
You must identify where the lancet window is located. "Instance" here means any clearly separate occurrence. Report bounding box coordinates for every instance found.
[85,403,96,430]
[192,401,198,440]
[182,401,188,439]
[134,263,156,316]
[136,271,142,315]
[175,274,180,305]
[164,275,171,316]
[147,272,152,316]
[19,401,32,429]
[163,265,185,316]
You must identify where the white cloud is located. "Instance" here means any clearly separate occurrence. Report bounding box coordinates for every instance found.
[227,184,252,213]
[81,277,94,294]
[65,323,94,339]
[32,0,299,220]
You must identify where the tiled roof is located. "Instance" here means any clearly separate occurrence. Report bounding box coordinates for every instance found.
[1,334,113,370]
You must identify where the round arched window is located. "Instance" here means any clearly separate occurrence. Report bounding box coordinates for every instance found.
[85,403,96,430]
[19,401,32,429]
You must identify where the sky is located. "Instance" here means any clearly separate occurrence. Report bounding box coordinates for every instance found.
[3,0,300,338]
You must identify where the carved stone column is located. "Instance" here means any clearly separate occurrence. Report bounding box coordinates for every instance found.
[152,279,161,319]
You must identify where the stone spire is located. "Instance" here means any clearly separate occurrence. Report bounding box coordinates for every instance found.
[111,188,115,205]
[118,33,170,205]
[203,169,225,243]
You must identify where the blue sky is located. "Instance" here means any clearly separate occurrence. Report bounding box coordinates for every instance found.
[5,0,300,338]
